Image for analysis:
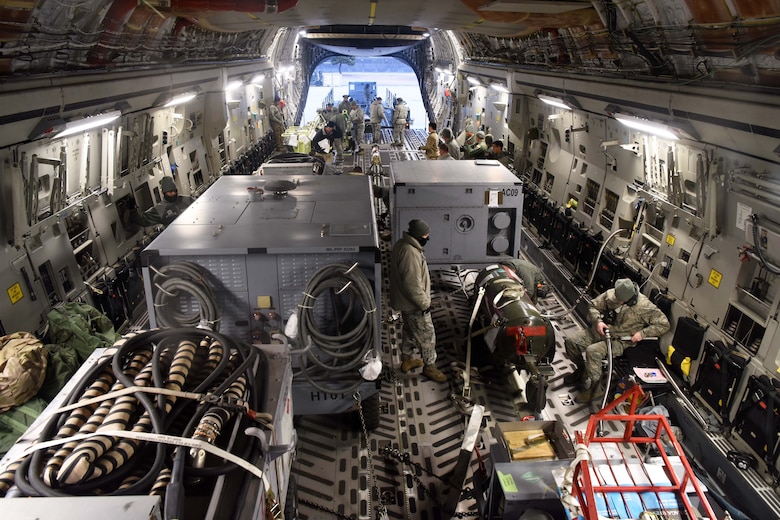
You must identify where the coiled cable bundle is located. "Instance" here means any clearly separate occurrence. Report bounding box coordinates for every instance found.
[6,328,272,520]
[296,262,377,393]
[152,262,220,331]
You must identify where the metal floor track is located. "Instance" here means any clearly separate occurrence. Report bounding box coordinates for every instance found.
[291,242,599,519]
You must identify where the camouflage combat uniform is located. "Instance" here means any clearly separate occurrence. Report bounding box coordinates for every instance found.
[388,232,436,365]
[502,258,544,304]
[564,288,670,384]
[392,101,409,146]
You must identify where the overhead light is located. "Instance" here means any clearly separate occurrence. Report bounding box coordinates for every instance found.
[54,110,121,139]
[466,76,482,86]
[536,92,580,110]
[298,30,307,37]
[153,88,202,108]
[225,80,244,91]
[490,83,510,93]
[164,92,197,107]
[538,94,569,109]
[607,104,699,140]
[250,73,266,84]
[614,114,679,140]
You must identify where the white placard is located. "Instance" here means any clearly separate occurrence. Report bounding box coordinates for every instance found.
[736,202,752,231]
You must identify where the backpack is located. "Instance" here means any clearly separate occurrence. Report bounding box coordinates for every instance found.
[0,332,48,413]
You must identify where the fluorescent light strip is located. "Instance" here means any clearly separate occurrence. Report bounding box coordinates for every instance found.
[225,80,244,91]
[491,83,510,93]
[164,92,197,107]
[537,94,571,110]
[614,114,679,140]
[55,110,121,138]
[466,76,482,86]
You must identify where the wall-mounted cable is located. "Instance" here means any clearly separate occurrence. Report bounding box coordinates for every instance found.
[751,214,780,275]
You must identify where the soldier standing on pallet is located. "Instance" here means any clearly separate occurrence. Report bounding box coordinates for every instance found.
[391,97,409,146]
[389,219,448,382]
[337,94,351,115]
[268,98,287,152]
[370,97,385,144]
[349,100,365,153]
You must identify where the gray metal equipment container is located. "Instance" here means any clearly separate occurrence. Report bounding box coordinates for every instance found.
[142,174,382,415]
[389,159,523,266]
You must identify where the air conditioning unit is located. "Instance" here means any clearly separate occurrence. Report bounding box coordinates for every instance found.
[389,159,523,267]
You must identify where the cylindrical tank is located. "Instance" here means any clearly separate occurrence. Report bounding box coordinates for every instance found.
[474,263,555,366]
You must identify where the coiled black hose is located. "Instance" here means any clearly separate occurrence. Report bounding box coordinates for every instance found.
[13,328,262,520]
[152,262,220,331]
[296,262,377,393]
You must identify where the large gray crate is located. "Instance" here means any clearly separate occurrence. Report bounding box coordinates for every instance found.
[389,159,523,266]
[142,174,381,347]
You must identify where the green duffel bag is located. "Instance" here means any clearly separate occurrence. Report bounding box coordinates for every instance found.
[38,342,80,402]
[47,302,120,362]
[0,332,48,413]
[0,397,47,458]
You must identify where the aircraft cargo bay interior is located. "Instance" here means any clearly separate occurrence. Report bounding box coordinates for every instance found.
[0,2,780,519]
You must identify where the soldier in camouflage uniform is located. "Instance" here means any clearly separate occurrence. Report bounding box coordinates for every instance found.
[564,278,670,402]
[391,98,409,146]
[501,258,545,304]
[388,219,447,382]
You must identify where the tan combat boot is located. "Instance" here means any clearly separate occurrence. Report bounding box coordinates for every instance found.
[400,355,424,373]
[422,364,448,382]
